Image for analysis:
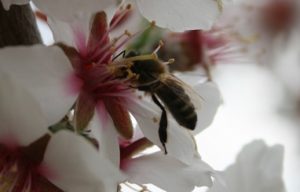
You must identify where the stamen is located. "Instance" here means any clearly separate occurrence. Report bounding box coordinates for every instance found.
[152,40,164,54]
[99,22,156,66]
[94,30,131,64]
[110,3,132,30]
[162,58,175,65]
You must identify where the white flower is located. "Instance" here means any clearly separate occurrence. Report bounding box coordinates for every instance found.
[209,140,285,192]
[123,153,217,192]
[133,0,225,32]
[0,9,222,166]
[0,72,124,191]
[216,0,297,65]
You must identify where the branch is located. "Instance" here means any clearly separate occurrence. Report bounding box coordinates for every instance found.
[0,3,42,47]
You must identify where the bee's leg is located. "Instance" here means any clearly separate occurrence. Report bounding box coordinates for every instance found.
[151,94,168,154]
[112,50,126,61]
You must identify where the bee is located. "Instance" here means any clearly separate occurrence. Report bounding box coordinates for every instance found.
[112,42,201,154]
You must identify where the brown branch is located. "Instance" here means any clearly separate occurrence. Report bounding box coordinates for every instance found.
[0,3,42,47]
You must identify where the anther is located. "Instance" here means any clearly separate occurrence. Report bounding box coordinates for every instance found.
[124,30,132,37]
[126,3,132,10]
[150,21,156,27]
[168,58,175,63]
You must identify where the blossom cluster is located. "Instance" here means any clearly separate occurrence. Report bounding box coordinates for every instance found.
[0,0,287,191]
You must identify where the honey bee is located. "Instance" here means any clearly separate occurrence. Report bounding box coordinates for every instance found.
[112,42,201,154]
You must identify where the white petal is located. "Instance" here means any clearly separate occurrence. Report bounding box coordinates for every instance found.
[129,97,197,164]
[135,0,221,32]
[33,0,116,22]
[209,140,285,192]
[48,14,91,47]
[89,112,120,166]
[44,131,125,192]
[193,82,222,134]
[0,45,77,125]
[1,0,29,10]
[124,153,213,192]
[48,19,76,46]
[173,72,222,134]
[0,72,47,146]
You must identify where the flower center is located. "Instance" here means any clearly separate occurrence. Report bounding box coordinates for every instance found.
[0,135,55,191]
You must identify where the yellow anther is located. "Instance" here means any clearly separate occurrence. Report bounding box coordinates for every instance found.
[150,21,156,27]
[168,58,175,64]
[124,30,132,37]
[159,40,164,47]
[110,46,116,53]
[126,3,132,10]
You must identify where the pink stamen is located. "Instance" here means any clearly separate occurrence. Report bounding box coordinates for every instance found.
[109,4,132,31]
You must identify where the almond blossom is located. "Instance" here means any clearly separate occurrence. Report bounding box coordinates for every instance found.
[216,0,298,65]
[123,153,216,192]
[209,140,285,192]
[0,6,222,166]
[0,3,225,191]
[0,72,124,191]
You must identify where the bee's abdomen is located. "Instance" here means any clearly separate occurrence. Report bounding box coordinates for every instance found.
[155,84,197,130]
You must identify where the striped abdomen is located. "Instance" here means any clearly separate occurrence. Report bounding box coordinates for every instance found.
[153,82,197,130]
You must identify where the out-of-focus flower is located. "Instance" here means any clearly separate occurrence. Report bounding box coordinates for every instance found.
[122,152,216,192]
[0,72,124,191]
[209,140,285,192]
[160,29,241,79]
[217,0,298,65]
[132,0,226,32]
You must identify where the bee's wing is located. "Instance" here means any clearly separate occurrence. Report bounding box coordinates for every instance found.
[160,74,204,110]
